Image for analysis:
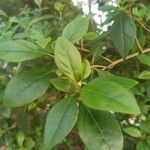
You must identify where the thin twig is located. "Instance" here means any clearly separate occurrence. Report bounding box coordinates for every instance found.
[135,36,143,53]
[100,55,113,63]
[92,64,106,68]
[136,20,150,33]
[16,62,22,74]
[77,47,90,52]
[92,48,150,70]
[80,39,84,49]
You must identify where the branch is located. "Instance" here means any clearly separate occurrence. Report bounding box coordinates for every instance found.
[135,36,143,53]
[92,48,150,70]
[100,55,113,63]
[136,20,150,33]
[77,47,90,52]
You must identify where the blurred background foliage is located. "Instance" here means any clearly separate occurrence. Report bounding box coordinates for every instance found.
[0,0,150,149]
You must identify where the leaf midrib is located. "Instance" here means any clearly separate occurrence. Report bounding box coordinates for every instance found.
[10,73,48,99]
[82,88,132,112]
[47,100,73,147]
[85,106,111,150]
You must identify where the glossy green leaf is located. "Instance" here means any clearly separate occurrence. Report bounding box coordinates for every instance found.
[0,40,45,62]
[62,16,89,43]
[110,12,136,58]
[137,54,150,67]
[98,71,138,89]
[138,71,150,79]
[80,79,140,114]
[123,127,142,138]
[54,37,81,80]
[44,97,78,150]
[78,105,123,150]
[4,69,50,107]
[79,59,91,80]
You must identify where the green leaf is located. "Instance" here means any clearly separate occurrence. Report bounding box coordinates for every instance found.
[137,54,150,67]
[36,37,51,49]
[79,59,91,80]
[62,16,89,43]
[54,2,64,12]
[110,12,136,58]
[146,136,150,146]
[0,106,11,119]
[0,9,7,18]
[0,40,45,62]
[50,78,76,93]
[29,15,54,28]
[123,127,142,138]
[25,137,35,150]
[138,71,150,79]
[4,69,50,107]
[99,5,116,12]
[136,141,150,150]
[84,32,98,41]
[90,40,107,58]
[140,116,150,134]
[44,97,78,150]
[29,30,44,41]
[54,37,81,80]
[78,105,123,150]
[80,79,140,114]
[34,0,42,7]
[98,71,138,89]
[17,132,25,147]
[132,29,145,53]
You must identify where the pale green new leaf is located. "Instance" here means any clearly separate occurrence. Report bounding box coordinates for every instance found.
[17,132,25,147]
[79,59,91,80]
[78,105,123,150]
[84,32,98,41]
[4,69,50,107]
[110,12,136,58]
[54,37,81,80]
[62,16,89,43]
[80,79,140,114]
[34,0,42,7]
[0,40,45,62]
[137,54,150,67]
[44,97,78,150]
[123,127,142,138]
[138,71,150,79]
[54,2,64,12]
